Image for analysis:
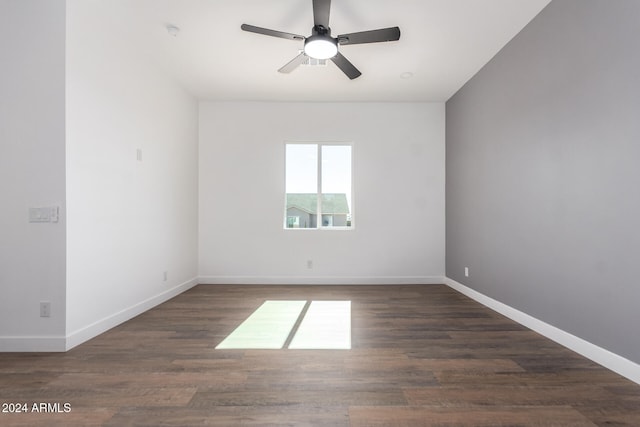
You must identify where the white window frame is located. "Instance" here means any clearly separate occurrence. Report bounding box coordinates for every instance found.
[284,141,354,231]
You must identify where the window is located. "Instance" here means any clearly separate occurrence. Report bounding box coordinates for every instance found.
[285,143,352,229]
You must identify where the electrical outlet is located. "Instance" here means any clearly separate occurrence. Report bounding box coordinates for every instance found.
[307,260,313,269]
[40,302,51,318]
[464,267,469,277]
[163,271,168,282]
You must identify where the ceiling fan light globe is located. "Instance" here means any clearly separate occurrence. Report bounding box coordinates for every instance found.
[304,36,338,60]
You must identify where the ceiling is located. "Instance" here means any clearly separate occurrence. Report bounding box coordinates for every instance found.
[76,0,552,102]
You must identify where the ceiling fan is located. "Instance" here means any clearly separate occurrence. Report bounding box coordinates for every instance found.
[241,0,400,80]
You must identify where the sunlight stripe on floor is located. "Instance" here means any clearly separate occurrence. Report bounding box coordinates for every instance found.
[288,301,351,349]
[215,300,306,349]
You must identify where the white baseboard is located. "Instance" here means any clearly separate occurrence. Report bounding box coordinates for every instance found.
[65,277,199,351]
[444,277,640,385]
[0,336,67,352]
[0,278,199,352]
[198,275,446,285]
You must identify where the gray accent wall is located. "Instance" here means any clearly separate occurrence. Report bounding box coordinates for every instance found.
[446,0,640,364]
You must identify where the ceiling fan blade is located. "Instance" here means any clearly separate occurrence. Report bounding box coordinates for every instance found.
[331,52,361,80]
[312,0,331,29]
[278,53,308,74]
[337,27,401,45]
[241,24,305,41]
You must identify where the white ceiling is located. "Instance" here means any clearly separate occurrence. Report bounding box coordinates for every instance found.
[77,0,552,102]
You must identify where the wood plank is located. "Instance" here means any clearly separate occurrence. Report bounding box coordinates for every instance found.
[349,406,597,426]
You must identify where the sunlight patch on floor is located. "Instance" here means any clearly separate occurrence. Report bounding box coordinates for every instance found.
[215,300,306,349]
[215,300,351,350]
[288,301,351,349]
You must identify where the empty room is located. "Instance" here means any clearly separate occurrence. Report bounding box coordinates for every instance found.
[1,0,639,425]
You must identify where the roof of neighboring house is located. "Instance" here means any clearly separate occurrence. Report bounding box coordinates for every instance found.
[286,193,350,215]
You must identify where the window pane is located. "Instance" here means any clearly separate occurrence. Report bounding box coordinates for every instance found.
[321,145,352,227]
[285,144,317,228]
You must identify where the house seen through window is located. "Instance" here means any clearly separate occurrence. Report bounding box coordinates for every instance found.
[285,143,352,229]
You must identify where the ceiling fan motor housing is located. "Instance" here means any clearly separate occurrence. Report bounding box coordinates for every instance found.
[312,25,330,36]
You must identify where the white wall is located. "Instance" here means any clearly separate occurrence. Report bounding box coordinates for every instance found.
[65,0,199,347]
[0,0,67,350]
[199,102,445,284]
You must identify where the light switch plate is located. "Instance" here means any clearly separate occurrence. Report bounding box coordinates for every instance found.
[29,207,59,223]
[29,207,50,223]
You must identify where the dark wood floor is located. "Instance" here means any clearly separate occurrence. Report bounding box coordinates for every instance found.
[1,284,639,426]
